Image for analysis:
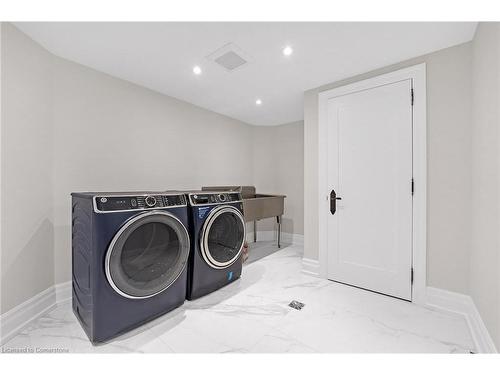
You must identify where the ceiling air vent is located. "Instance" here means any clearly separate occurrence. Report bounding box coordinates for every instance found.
[207,43,251,72]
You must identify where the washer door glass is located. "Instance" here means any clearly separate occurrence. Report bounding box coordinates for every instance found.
[106,212,190,299]
[202,207,245,268]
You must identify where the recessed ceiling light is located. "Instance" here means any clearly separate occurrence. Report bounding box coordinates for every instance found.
[283,46,293,56]
[193,66,202,75]
[256,99,262,106]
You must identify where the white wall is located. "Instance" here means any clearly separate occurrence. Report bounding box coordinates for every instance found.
[51,55,256,284]
[304,24,500,348]
[0,24,257,306]
[1,23,54,313]
[470,22,500,349]
[304,42,473,294]
[0,22,3,319]
[1,24,301,307]
[5,21,499,352]
[252,121,304,236]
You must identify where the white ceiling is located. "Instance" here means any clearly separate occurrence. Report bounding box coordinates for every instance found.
[15,22,477,126]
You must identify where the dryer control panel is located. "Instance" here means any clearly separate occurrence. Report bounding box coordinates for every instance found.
[94,194,187,213]
[189,192,242,206]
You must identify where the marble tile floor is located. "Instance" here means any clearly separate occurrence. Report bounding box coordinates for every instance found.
[246,239,284,264]
[2,242,475,353]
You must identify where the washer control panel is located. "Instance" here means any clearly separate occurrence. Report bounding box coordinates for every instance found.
[94,194,187,213]
[189,192,242,206]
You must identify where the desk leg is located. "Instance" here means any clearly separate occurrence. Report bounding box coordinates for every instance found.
[253,220,257,242]
[277,215,282,248]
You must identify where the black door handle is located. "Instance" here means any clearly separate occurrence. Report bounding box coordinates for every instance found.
[330,189,342,215]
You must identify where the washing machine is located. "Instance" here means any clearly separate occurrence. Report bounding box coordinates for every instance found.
[186,191,246,300]
[71,191,190,343]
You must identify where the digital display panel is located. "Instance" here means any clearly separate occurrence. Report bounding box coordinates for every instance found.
[96,196,133,211]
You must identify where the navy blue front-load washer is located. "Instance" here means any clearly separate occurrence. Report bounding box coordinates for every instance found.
[71,191,190,343]
[186,191,246,300]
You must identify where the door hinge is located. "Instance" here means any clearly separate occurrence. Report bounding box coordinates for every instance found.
[411,88,414,106]
[411,268,414,284]
[411,178,414,195]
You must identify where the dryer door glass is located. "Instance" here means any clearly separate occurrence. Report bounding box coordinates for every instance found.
[106,212,190,299]
[203,207,245,268]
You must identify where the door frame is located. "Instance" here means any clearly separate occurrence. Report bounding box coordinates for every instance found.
[317,63,427,305]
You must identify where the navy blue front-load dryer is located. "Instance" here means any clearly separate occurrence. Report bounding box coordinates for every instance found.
[71,192,190,343]
[186,191,246,300]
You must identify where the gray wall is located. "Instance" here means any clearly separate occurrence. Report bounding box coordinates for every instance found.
[252,121,304,236]
[470,22,500,349]
[1,23,55,313]
[304,42,473,294]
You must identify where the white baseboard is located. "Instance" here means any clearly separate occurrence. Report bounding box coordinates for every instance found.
[467,299,498,354]
[292,234,304,246]
[2,277,496,353]
[0,281,71,346]
[55,281,72,304]
[246,230,274,242]
[246,230,304,246]
[302,257,320,277]
[426,287,497,353]
[0,231,304,347]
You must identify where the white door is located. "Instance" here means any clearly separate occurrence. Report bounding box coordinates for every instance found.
[327,79,413,300]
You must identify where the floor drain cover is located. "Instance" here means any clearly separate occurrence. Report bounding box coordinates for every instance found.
[288,300,305,310]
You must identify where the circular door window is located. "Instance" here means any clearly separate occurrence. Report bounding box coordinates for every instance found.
[105,211,190,299]
[201,206,245,269]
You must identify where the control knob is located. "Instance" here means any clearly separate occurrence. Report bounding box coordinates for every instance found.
[145,196,157,208]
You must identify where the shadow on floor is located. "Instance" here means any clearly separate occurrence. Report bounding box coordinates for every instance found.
[246,241,290,264]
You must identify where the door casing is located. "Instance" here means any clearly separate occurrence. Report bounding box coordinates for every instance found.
[317,63,427,305]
